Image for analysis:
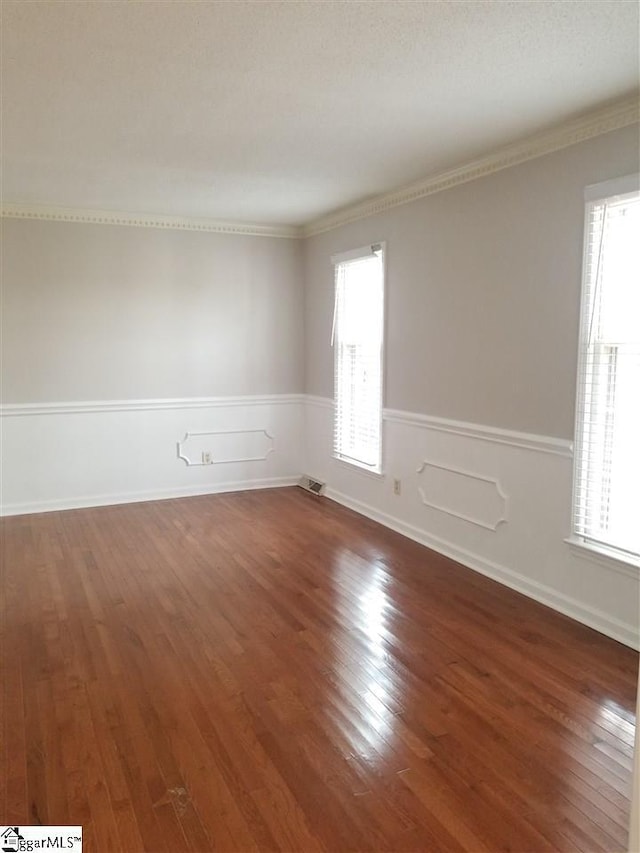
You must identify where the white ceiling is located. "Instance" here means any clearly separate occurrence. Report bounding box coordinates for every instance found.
[2,1,638,227]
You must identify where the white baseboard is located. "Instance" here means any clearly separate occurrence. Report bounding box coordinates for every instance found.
[326,487,639,651]
[1,476,299,517]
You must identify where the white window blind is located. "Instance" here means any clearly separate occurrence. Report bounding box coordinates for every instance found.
[332,244,384,473]
[572,176,640,563]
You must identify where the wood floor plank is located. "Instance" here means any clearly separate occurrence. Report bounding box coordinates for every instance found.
[1,487,637,852]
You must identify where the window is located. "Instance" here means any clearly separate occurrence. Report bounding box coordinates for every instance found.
[572,175,640,564]
[332,243,385,473]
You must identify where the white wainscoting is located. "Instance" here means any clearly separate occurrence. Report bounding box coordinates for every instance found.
[0,395,304,515]
[305,396,639,649]
[2,392,637,648]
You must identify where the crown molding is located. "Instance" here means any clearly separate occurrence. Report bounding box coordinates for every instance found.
[0,204,302,239]
[2,96,637,239]
[303,95,640,237]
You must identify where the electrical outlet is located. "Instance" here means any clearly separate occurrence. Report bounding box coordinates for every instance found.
[393,478,401,495]
[202,451,212,465]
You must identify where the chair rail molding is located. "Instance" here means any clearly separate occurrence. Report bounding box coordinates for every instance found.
[0,394,304,417]
[384,407,573,457]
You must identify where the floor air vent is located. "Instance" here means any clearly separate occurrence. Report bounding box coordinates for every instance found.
[299,475,326,496]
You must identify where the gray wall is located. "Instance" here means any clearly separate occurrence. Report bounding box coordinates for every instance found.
[1,220,304,402]
[3,124,638,430]
[303,124,639,439]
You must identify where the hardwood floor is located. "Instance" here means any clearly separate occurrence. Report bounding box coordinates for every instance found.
[1,487,638,852]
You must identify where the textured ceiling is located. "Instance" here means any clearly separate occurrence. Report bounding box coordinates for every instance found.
[2,1,639,227]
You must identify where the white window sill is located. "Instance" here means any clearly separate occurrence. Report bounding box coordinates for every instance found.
[333,456,385,480]
[565,537,640,579]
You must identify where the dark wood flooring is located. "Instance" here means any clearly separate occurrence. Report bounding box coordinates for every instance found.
[1,487,638,852]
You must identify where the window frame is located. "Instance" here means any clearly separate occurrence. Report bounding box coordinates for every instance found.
[569,173,640,570]
[331,242,386,476]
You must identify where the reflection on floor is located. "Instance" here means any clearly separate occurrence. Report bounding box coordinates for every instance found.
[2,487,637,852]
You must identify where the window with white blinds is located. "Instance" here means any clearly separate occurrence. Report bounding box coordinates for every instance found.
[332,243,384,473]
[572,175,640,564]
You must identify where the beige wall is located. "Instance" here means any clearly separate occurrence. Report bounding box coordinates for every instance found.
[1,219,303,402]
[303,124,639,439]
